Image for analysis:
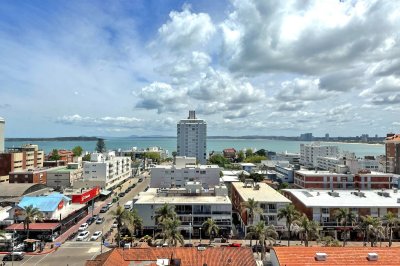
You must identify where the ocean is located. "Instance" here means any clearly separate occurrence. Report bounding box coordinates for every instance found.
[5,138,385,157]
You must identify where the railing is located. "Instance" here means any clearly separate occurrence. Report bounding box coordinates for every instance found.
[212,211,231,215]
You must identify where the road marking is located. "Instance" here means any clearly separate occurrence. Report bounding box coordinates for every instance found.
[21,255,35,265]
[87,247,100,253]
[34,251,52,266]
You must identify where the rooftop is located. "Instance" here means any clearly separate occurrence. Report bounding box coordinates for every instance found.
[152,164,220,169]
[18,193,71,212]
[282,189,400,208]
[295,169,392,176]
[232,182,291,203]
[0,183,48,198]
[272,246,400,266]
[86,247,257,266]
[6,223,61,232]
[134,188,231,205]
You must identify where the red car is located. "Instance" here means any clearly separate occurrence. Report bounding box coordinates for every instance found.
[228,243,242,247]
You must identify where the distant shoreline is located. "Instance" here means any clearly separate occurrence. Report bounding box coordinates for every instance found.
[5,136,100,141]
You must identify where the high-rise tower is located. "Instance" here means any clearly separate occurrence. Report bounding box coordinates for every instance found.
[0,117,4,153]
[177,111,207,164]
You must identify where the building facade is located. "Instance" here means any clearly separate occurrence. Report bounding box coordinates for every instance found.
[385,133,400,174]
[231,181,291,233]
[46,164,83,189]
[8,168,52,185]
[300,143,339,167]
[150,163,220,188]
[0,117,4,153]
[294,169,392,190]
[134,182,232,237]
[82,152,131,190]
[177,111,207,164]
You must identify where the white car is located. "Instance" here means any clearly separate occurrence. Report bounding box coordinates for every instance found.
[90,231,102,241]
[107,202,113,208]
[76,231,90,241]
[78,223,89,231]
[112,221,118,228]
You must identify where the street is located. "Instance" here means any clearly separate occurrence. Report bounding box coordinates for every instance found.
[0,173,150,266]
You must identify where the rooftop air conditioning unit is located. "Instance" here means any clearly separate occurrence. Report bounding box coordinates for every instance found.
[197,246,207,251]
[315,253,327,261]
[397,198,400,203]
[367,253,378,261]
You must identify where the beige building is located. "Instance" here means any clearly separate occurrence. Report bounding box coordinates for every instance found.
[46,163,83,189]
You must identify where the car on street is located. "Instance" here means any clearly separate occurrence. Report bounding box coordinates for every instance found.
[76,231,90,241]
[2,252,25,261]
[138,178,143,182]
[90,231,102,241]
[144,186,150,192]
[86,217,96,225]
[112,221,118,228]
[95,217,105,224]
[100,206,109,213]
[130,184,136,188]
[125,187,131,193]
[78,223,89,231]
[118,192,125,197]
[107,202,113,208]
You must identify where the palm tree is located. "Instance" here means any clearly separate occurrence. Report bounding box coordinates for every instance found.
[22,205,43,239]
[155,203,177,224]
[293,214,321,247]
[358,216,385,247]
[247,222,278,260]
[158,218,184,247]
[241,198,262,246]
[110,205,129,247]
[333,208,357,246]
[125,209,143,244]
[202,218,220,244]
[277,204,300,246]
[383,211,398,247]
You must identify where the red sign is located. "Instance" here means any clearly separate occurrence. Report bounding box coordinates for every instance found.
[71,187,100,204]
[58,200,64,210]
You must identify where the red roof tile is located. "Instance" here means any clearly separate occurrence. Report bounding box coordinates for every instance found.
[87,247,257,266]
[6,223,61,231]
[272,246,400,266]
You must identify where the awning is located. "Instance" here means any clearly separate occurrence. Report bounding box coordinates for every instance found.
[5,223,61,231]
[100,190,112,196]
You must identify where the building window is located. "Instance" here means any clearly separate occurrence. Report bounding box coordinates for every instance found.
[321,208,329,214]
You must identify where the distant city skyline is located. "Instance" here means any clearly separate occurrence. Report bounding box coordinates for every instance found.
[1,1,400,137]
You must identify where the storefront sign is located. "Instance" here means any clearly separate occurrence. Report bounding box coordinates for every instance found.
[71,187,100,204]
[58,200,64,210]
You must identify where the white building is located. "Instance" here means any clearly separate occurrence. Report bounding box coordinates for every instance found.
[231,181,291,233]
[270,152,300,164]
[134,182,232,237]
[81,151,131,190]
[300,143,339,167]
[150,162,220,188]
[0,117,4,153]
[177,110,207,164]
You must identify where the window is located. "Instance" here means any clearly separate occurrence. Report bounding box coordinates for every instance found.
[321,208,329,214]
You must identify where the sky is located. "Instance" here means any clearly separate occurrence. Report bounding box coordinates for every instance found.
[1,0,400,138]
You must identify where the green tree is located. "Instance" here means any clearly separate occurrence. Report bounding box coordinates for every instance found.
[208,154,229,167]
[247,222,278,260]
[72,146,83,157]
[202,218,220,244]
[245,148,253,158]
[241,198,262,226]
[95,139,106,153]
[334,208,357,247]
[125,209,143,244]
[245,155,267,163]
[158,218,184,247]
[278,182,289,190]
[358,215,385,247]
[255,149,267,157]
[22,205,44,239]
[110,205,130,247]
[321,236,341,247]
[249,173,265,182]
[82,153,91,161]
[237,150,245,162]
[49,149,61,161]
[277,204,300,246]
[383,211,398,247]
[293,214,321,247]
[144,152,161,163]
[155,203,177,224]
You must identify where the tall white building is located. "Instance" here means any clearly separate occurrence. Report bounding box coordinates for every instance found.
[0,117,4,153]
[177,111,207,164]
[300,143,339,167]
[82,151,131,190]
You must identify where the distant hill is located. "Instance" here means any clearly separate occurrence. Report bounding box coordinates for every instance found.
[6,136,100,141]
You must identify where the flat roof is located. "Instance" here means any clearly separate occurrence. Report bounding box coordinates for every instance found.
[152,164,220,169]
[232,182,291,203]
[273,246,400,266]
[134,188,231,205]
[295,169,392,176]
[48,167,79,173]
[6,223,60,231]
[283,189,400,208]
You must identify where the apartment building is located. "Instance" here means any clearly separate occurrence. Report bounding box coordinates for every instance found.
[134,182,232,237]
[0,144,45,183]
[150,162,220,189]
[300,143,339,167]
[282,188,400,238]
[8,167,54,185]
[177,110,207,164]
[385,133,400,174]
[46,163,83,189]
[81,151,131,190]
[294,169,392,190]
[231,181,291,233]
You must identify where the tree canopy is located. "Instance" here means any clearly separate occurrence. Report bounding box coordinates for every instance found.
[72,146,83,157]
[208,154,229,167]
[95,139,106,153]
[48,149,61,161]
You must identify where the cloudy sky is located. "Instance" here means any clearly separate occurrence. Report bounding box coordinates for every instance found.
[1,0,400,137]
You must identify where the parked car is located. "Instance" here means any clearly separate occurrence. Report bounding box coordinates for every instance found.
[76,231,90,241]
[144,186,150,192]
[112,221,118,228]
[107,202,113,208]
[96,217,105,224]
[138,178,143,182]
[90,231,102,241]
[125,187,131,193]
[130,184,136,188]
[2,252,24,261]
[67,231,78,241]
[118,192,125,198]
[78,223,89,231]
[86,217,96,225]
[100,206,109,213]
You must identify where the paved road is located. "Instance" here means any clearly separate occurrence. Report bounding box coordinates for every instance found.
[0,173,150,266]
